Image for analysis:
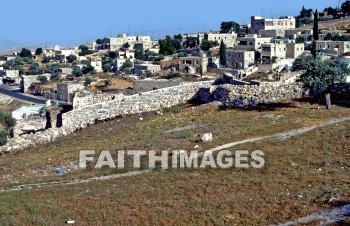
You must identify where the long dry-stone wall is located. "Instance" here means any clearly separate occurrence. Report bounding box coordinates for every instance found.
[0,81,308,154]
[195,82,307,107]
[0,81,213,153]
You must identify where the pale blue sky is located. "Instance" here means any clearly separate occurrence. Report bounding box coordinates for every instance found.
[0,0,341,49]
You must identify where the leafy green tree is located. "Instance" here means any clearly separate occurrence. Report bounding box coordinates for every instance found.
[159,36,177,56]
[341,0,350,17]
[135,48,145,60]
[220,21,240,33]
[292,54,314,71]
[72,66,83,77]
[50,73,60,81]
[79,45,94,56]
[299,55,350,109]
[0,130,8,146]
[38,75,48,84]
[201,40,219,51]
[35,48,43,55]
[19,48,32,58]
[295,36,305,43]
[120,59,133,73]
[123,42,131,49]
[184,37,198,48]
[66,54,77,63]
[219,40,227,68]
[42,55,51,63]
[96,38,104,45]
[84,77,94,86]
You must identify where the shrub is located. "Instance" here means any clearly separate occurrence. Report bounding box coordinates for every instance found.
[0,130,8,146]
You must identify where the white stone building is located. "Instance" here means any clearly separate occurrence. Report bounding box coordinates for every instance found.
[227,50,255,69]
[250,16,296,34]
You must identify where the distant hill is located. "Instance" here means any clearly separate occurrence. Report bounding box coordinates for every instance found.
[303,17,350,33]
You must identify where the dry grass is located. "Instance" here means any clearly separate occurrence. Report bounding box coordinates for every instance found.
[0,98,349,225]
[303,18,350,33]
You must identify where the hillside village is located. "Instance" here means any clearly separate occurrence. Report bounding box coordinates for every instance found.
[0,1,350,225]
[1,6,350,146]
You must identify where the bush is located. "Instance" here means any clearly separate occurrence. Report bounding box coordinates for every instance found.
[0,130,8,146]
[0,111,16,129]
[38,75,48,84]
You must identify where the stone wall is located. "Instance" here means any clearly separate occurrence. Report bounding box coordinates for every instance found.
[195,82,307,107]
[0,81,213,153]
[62,81,214,131]
[0,80,309,154]
[73,93,124,109]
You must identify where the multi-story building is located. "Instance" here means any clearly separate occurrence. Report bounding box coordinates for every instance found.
[261,42,304,61]
[203,32,237,48]
[227,50,255,69]
[250,16,296,34]
[105,34,152,51]
[236,34,273,50]
[316,41,350,56]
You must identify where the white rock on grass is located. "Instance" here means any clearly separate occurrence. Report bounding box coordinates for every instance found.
[201,133,213,143]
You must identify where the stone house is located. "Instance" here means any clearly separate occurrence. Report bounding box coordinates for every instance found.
[261,42,304,61]
[316,41,350,56]
[250,16,296,34]
[236,34,273,51]
[179,56,208,74]
[57,82,85,103]
[227,50,255,69]
[160,59,181,70]
[204,32,237,48]
[133,63,161,76]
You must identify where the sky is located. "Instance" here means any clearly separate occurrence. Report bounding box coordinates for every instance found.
[0,0,342,50]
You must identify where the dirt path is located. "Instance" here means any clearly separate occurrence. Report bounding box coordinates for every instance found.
[1,116,350,193]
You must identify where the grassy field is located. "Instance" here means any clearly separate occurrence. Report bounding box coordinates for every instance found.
[0,97,349,225]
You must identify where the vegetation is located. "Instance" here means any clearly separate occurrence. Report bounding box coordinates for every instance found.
[323,33,350,41]
[219,40,227,68]
[19,48,32,58]
[120,58,133,74]
[66,54,77,63]
[341,0,350,17]
[0,110,16,146]
[37,75,48,84]
[159,36,178,56]
[0,98,350,224]
[78,45,94,56]
[220,21,240,34]
[72,66,83,77]
[298,55,350,109]
[311,10,319,58]
[102,57,113,72]
[200,40,218,51]
[35,48,43,56]
[295,36,305,43]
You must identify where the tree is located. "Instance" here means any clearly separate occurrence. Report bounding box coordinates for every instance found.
[135,48,145,60]
[201,40,219,51]
[123,42,131,49]
[38,75,48,84]
[313,10,319,41]
[19,48,32,58]
[35,48,43,56]
[341,0,350,17]
[295,36,305,43]
[66,54,77,63]
[96,38,104,45]
[184,37,198,48]
[299,55,350,109]
[220,21,240,33]
[219,40,227,68]
[42,55,51,63]
[0,130,8,146]
[324,33,333,40]
[72,66,83,77]
[159,36,177,56]
[311,10,319,58]
[292,54,314,71]
[84,77,94,86]
[120,59,133,73]
[79,45,94,56]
